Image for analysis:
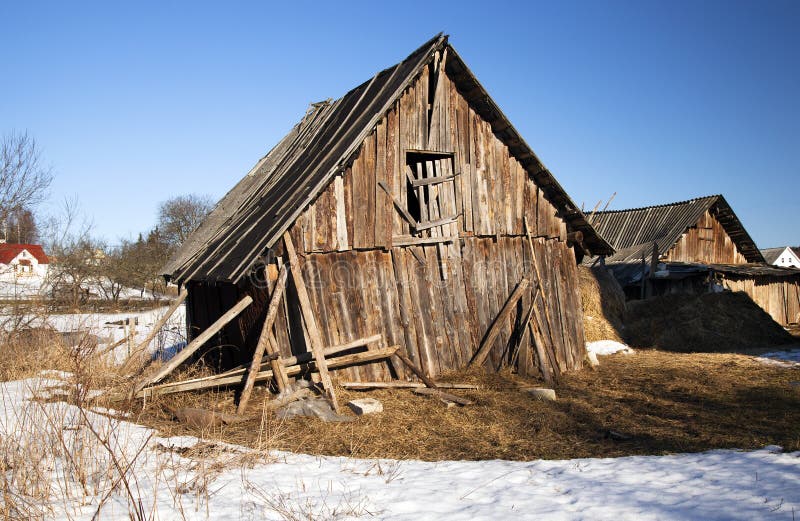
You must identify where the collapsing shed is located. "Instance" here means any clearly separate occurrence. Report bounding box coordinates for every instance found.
[157,34,613,399]
[589,195,799,326]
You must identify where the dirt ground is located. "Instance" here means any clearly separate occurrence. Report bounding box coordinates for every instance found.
[133,348,800,461]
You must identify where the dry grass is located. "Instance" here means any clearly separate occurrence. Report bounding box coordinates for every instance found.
[624,291,795,352]
[578,266,626,342]
[133,349,800,461]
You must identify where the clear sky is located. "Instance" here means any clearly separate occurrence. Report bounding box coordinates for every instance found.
[2,0,798,248]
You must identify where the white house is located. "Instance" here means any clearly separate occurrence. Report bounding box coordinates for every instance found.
[761,246,800,269]
[0,243,50,278]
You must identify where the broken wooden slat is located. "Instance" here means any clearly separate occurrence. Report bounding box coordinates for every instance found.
[410,174,456,187]
[412,387,473,406]
[469,277,530,368]
[378,180,417,230]
[391,235,455,247]
[137,294,254,390]
[322,334,382,354]
[238,265,289,414]
[415,215,458,232]
[137,345,400,398]
[284,232,340,412]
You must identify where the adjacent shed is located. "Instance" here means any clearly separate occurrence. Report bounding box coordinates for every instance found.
[589,195,799,326]
[161,34,613,391]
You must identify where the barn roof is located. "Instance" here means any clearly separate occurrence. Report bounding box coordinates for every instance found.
[589,195,764,264]
[165,34,612,284]
[0,243,49,264]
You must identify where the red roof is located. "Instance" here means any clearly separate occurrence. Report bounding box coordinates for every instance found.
[0,244,49,264]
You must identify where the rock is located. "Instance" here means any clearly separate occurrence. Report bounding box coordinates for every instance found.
[347,398,383,415]
[524,387,557,401]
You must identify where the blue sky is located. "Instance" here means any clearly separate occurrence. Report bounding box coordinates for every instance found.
[2,0,798,248]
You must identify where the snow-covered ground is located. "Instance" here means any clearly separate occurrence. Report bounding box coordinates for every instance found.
[2,373,800,520]
[757,348,800,368]
[0,271,157,300]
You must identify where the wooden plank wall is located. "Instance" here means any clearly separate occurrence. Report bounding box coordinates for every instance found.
[721,276,800,326]
[666,210,748,265]
[254,236,586,382]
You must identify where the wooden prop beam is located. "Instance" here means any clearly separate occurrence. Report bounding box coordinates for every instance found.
[136,294,253,391]
[123,287,189,374]
[237,265,289,414]
[523,217,559,361]
[509,285,539,372]
[469,277,531,368]
[283,232,340,413]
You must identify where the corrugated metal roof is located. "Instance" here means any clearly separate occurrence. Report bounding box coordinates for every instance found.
[165,34,612,284]
[589,195,763,264]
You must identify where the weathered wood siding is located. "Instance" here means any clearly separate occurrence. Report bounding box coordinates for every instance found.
[293,60,566,253]
[665,209,748,265]
[721,276,800,326]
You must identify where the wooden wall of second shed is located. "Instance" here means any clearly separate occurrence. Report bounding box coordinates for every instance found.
[665,209,748,265]
[721,276,800,326]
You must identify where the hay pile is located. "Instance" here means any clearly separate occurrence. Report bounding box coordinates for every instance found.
[625,291,794,352]
[578,266,626,342]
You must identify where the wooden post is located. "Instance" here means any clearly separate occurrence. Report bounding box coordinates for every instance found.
[469,277,530,368]
[237,265,289,414]
[283,232,340,413]
[640,253,646,299]
[510,285,539,374]
[127,318,136,358]
[136,294,253,391]
[523,216,559,374]
[647,241,658,298]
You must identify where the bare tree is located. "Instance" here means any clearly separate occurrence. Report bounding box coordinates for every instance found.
[157,194,213,249]
[0,133,53,225]
[43,197,101,308]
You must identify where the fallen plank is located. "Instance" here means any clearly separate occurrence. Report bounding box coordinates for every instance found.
[238,265,289,414]
[137,345,400,399]
[412,387,473,406]
[136,294,254,392]
[469,277,530,368]
[341,382,479,390]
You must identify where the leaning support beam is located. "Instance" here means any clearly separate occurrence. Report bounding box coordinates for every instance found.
[283,232,340,413]
[394,350,438,388]
[238,265,289,414]
[469,277,531,368]
[136,294,253,391]
[124,287,189,375]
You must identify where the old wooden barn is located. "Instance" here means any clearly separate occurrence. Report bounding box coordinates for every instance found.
[151,34,613,402]
[589,195,800,326]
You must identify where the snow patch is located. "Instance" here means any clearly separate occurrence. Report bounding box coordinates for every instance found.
[756,348,800,368]
[587,340,635,356]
